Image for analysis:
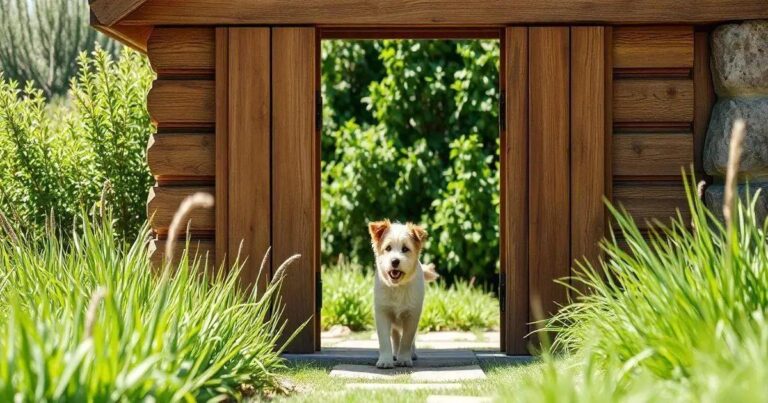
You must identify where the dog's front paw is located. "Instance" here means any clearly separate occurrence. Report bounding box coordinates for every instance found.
[395,356,413,367]
[376,357,395,369]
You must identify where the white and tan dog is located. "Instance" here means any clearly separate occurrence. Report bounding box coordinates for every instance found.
[368,220,438,369]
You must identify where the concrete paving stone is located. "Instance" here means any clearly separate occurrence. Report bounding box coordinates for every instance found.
[418,332,478,342]
[284,348,478,367]
[418,341,498,350]
[482,332,500,342]
[410,365,486,382]
[330,364,400,379]
[427,396,492,403]
[346,383,462,391]
[333,340,380,349]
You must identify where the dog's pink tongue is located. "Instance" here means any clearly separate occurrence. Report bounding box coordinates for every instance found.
[389,270,403,280]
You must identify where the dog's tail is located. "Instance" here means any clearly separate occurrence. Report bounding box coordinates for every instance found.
[423,263,439,283]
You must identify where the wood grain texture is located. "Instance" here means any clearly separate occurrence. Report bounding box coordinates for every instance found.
[613,133,693,177]
[147,80,215,127]
[613,79,694,123]
[147,27,215,76]
[604,27,614,238]
[148,238,215,268]
[91,0,148,25]
[613,183,690,229]
[147,186,215,235]
[502,26,528,355]
[227,28,272,293]
[613,26,694,69]
[215,27,229,269]
[272,27,318,353]
[570,27,606,285]
[92,23,152,53]
[693,30,715,177]
[147,133,215,179]
[529,27,570,319]
[121,0,768,25]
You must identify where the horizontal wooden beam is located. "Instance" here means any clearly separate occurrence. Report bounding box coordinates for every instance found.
[91,0,149,26]
[121,0,768,26]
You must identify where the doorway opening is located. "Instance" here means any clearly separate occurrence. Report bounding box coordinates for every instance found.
[317,29,504,359]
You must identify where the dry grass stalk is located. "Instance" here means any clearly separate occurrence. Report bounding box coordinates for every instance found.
[271,254,302,285]
[724,119,746,231]
[165,192,214,262]
[84,287,107,339]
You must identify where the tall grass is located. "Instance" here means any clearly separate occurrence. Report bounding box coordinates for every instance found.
[0,212,296,401]
[501,120,768,401]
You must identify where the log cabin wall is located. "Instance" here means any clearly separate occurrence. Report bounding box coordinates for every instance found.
[610,26,712,234]
[146,27,216,267]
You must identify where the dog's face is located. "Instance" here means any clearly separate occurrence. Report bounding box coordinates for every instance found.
[368,220,427,287]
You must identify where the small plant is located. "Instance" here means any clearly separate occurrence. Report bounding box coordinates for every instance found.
[321,258,375,331]
[0,210,297,401]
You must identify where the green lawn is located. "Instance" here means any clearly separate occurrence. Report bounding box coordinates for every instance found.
[271,361,550,403]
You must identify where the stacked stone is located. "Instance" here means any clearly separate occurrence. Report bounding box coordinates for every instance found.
[704,20,768,221]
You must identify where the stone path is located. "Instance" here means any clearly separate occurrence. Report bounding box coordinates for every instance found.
[331,364,486,381]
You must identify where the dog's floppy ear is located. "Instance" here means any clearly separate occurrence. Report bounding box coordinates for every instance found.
[368,220,391,245]
[407,222,428,246]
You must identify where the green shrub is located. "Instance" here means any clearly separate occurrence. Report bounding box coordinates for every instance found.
[321,262,499,331]
[0,211,297,401]
[428,134,499,282]
[0,47,153,239]
[0,0,119,97]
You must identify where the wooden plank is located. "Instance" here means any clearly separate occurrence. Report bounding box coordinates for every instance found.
[147,186,215,235]
[604,27,614,240]
[121,0,768,26]
[570,27,606,286]
[149,238,215,268]
[613,26,694,69]
[215,27,229,270]
[613,183,690,229]
[148,27,215,76]
[693,30,715,178]
[502,27,528,355]
[147,133,215,179]
[529,27,570,320]
[92,22,152,53]
[272,27,318,353]
[227,28,272,292]
[613,79,694,123]
[147,80,215,127]
[613,133,693,177]
[90,0,148,26]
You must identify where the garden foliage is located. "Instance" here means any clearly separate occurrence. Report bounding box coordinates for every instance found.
[0,212,294,401]
[321,40,500,284]
[0,0,118,97]
[0,47,153,239]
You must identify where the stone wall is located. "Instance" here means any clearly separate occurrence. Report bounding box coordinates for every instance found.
[704,20,768,221]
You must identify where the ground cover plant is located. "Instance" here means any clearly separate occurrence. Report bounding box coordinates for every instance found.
[321,260,499,332]
[0,210,297,401]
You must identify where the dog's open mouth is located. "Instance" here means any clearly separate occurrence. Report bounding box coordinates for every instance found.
[387,270,404,281]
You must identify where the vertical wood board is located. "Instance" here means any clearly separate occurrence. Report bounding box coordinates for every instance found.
[272,27,318,353]
[502,26,529,355]
[228,28,272,291]
[528,27,571,320]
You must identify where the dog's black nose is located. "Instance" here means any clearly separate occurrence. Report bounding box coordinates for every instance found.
[391,258,400,268]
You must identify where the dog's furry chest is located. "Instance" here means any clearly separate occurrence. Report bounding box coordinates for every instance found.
[374,276,424,319]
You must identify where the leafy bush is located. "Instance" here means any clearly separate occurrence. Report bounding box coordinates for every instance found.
[0,47,153,239]
[321,262,499,331]
[428,134,499,278]
[0,212,295,401]
[0,0,119,97]
[321,40,500,284]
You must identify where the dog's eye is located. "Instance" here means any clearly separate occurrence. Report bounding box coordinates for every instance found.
[402,246,410,253]
[385,245,392,252]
